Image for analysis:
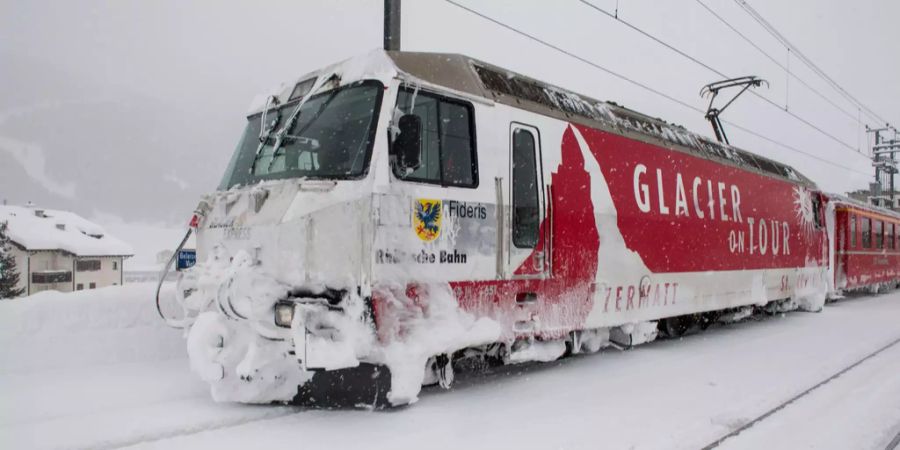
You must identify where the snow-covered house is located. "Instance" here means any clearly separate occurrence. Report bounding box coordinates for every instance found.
[0,205,134,297]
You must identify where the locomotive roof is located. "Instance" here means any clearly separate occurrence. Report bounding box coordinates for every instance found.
[386,51,815,188]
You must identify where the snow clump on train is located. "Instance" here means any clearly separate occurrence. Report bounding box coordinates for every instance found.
[184,249,313,403]
[371,283,501,404]
[181,248,500,404]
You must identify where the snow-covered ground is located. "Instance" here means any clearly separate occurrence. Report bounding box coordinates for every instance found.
[2,285,900,450]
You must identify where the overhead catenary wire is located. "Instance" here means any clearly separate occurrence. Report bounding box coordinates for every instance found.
[721,120,865,176]
[732,0,888,125]
[577,0,862,153]
[785,48,790,110]
[731,0,891,127]
[442,0,871,177]
[443,2,700,113]
[693,0,862,124]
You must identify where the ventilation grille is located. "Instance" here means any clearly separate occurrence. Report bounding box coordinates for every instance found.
[474,65,555,109]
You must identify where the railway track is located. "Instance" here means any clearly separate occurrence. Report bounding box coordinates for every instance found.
[96,407,306,450]
[109,331,900,450]
[118,335,900,450]
[888,430,900,450]
[701,334,900,449]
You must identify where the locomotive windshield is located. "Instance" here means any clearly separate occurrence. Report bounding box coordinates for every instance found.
[218,81,383,190]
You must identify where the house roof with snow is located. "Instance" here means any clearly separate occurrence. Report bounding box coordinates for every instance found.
[0,205,133,257]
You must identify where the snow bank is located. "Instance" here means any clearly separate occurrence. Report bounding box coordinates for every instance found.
[0,283,185,374]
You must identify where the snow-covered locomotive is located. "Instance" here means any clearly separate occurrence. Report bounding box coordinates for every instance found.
[161,50,852,406]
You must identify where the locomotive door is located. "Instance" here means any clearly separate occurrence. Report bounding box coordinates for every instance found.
[507,124,549,279]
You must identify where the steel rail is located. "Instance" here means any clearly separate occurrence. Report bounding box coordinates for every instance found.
[886,428,900,450]
[701,334,900,449]
[89,407,304,450]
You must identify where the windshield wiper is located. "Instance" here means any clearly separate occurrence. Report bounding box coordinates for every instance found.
[266,88,342,173]
[257,95,280,143]
[274,73,339,141]
[249,72,339,175]
[247,95,282,175]
[284,88,340,140]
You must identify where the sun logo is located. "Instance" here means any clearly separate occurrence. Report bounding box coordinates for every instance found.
[414,199,442,242]
[793,186,816,236]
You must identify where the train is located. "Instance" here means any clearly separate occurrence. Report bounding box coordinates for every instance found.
[829,195,900,291]
[157,49,899,407]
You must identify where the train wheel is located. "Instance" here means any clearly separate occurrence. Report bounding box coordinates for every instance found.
[422,357,439,387]
[435,353,454,389]
[699,312,720,329]
[569,328,608,354]
[424,354,455,389]
[659,315,694,338]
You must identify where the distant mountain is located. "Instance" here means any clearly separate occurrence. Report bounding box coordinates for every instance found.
[0,54,239,224]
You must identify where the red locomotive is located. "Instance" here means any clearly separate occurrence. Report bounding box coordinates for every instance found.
[156,50,894,406]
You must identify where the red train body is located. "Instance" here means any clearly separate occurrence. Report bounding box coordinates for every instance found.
[832,198,900,292]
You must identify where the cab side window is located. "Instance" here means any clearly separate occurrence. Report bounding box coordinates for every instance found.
[875,220,884,249]
[849,214,856,248]
[393,88,478,187]
[861,217,871,248]
[887,223,894,250]
[811,196,823,228]
[512,129,539,248]
[440,102,475,186]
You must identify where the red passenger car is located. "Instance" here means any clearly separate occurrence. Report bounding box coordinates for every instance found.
[832,197,900,292]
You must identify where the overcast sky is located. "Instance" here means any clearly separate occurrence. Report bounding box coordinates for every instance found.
[1,0,898,224]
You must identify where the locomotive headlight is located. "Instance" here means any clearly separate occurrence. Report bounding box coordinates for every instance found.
[274,302,295,328]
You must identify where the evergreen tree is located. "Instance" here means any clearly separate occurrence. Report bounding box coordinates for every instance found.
[0,221,25,299]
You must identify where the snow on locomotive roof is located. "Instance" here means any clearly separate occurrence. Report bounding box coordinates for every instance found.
[246,49,398,114]
[0,205,133,257]
[387,51,812,187]
[249,50,813,187]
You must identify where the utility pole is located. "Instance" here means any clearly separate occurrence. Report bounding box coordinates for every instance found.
[868,125,900,210]
[384,0,401,51]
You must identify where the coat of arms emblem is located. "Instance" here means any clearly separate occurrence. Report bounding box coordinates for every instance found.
[414,199,442,242]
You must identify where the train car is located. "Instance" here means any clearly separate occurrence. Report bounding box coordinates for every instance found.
[165,50,831,406]
[828,195,900,293]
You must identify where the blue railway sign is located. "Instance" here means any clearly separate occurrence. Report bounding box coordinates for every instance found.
[176,249,196,271]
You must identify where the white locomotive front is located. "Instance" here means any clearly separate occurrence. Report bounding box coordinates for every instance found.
[164,50,500,406]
